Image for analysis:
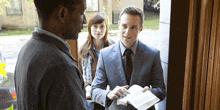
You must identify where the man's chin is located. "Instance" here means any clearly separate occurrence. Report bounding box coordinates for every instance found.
[62,32,79,40]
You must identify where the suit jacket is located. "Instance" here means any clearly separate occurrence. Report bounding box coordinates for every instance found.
[14,32,87,110]
[91,40,166,110]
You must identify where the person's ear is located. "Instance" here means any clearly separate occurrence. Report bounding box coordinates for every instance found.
[57,6,69,23]
[140,25,143,32]
[118,20,120,29]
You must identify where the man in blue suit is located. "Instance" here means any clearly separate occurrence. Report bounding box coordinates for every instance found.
[91,6,166,110]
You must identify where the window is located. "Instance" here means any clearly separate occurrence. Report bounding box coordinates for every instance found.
[86,0,99,12]
[6,0,22,15]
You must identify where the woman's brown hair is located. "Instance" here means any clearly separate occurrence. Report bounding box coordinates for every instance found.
[79,13,109,59]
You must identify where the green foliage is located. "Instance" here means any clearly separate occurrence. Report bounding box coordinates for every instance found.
[0,29,34,36]
[0,0,11,7]
[0,72,15,87]
[7,104,13,110]
[0,0,10,6]
[0,7,2,14]
[143,19,159,30]
[0,0,10,15]
[27,0,34,4]
[0,0,33,15]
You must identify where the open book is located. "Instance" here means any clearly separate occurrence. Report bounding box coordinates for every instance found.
[117,84,160,110]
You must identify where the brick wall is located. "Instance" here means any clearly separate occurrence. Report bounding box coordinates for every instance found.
[0,0,38,30]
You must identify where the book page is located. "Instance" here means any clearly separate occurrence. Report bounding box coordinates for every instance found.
[129,91,160,110]
[127,84,143,94]
[117,84,159,109]
[117,84,143,105]
[137,97,160,110]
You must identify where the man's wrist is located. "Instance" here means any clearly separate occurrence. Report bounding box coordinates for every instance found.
[84,83,91,87]
[106,95,113,107]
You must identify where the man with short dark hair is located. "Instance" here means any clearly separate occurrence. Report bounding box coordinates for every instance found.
[91,6,166,110]
[14,0,87,109]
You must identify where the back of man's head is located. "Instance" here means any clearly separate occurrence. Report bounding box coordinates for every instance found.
[120,6,144,26]
[34,0,81,20]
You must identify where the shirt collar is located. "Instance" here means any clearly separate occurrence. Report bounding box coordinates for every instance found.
[34,28,71,51]
[120,40,138,56]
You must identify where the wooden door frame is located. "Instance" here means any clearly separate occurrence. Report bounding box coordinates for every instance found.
[167,0,219,109]
[183,0,220,109]
[66,40,78,65]
[166,0,191,109]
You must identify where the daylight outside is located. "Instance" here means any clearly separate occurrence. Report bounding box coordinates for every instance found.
[0,0,170,110]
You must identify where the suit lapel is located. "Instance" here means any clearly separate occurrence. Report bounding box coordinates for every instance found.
[130,40,146,85]
[112,41,128,86]
[32,32,77,62]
